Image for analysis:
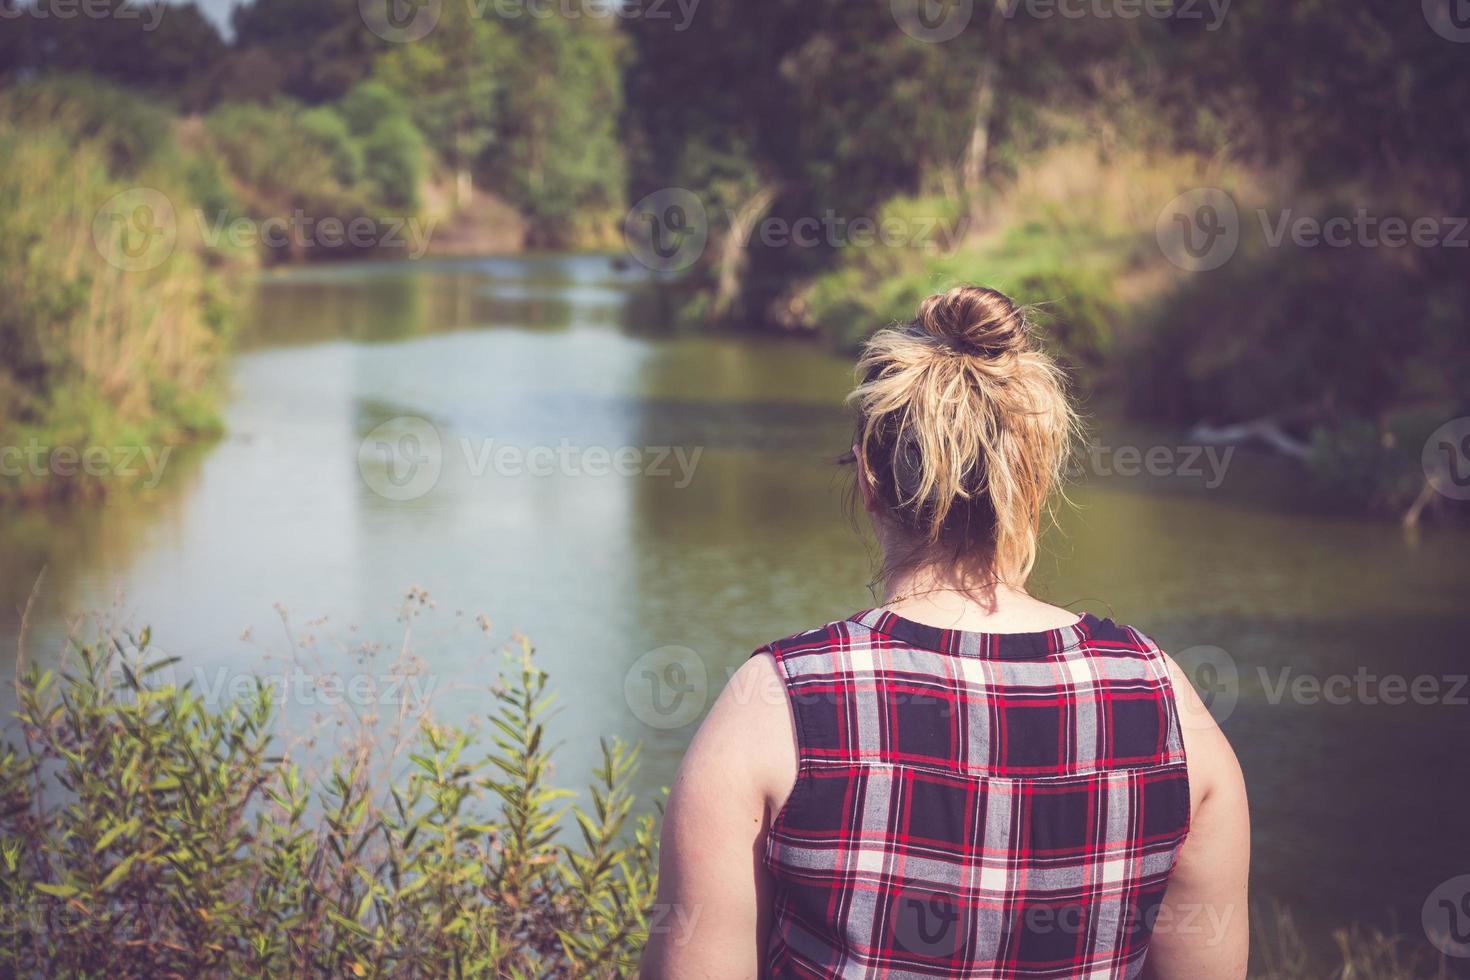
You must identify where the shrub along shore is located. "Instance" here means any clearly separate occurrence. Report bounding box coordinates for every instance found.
[1,616,658,976]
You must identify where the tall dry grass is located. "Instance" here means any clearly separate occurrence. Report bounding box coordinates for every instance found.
[0,79,253,501]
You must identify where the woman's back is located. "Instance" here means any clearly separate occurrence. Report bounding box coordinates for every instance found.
[640,286,1248,979]
[761,609,1189,978]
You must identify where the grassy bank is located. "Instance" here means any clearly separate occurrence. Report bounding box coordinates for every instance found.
[0,80,253,503]
[0,75,443,502]
[0,611,1457,978]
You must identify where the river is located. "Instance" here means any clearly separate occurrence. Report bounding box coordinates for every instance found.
[2,254,1466,948]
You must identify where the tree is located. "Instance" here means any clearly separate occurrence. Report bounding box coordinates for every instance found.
[13,0,225,99]
[231,0,383,103]
[489,14,626,237]
[374,5,507,206]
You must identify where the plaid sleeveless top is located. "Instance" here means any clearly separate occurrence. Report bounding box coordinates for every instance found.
[758,609,1191,979]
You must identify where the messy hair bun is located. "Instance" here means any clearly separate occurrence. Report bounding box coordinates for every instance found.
[849,285,1078,586]
[913,285,1029,358]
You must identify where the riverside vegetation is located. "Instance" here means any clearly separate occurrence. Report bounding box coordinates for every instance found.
[0,598,659,977]
[3,4,1468,516]
[624,1,1470,522]
[1,0,625,501]
[0,80,250,504]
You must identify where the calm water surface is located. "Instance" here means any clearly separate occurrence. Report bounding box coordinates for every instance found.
[2,255,1466,943]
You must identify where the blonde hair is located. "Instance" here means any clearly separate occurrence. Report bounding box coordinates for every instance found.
[848,285,1079,587]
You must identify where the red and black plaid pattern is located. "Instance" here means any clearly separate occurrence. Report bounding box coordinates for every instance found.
[758,610,1190,979]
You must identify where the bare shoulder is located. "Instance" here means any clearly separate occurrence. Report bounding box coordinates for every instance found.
[645,652,797,978]
[676,651,798,821]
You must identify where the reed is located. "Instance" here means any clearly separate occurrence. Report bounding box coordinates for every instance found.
[0,78,253,502]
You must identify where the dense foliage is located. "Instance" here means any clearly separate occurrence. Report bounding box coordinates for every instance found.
[0,626,658,977]
[0,80,250,501]
[0,2,627,499]
[2,1,1465,510]
[625,1,1470,514]
[2,0,626,244]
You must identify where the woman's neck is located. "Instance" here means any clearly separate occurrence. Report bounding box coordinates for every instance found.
[880,565,1080,633]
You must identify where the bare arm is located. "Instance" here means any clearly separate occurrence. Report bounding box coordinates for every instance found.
[1142,655,1251,980]
[640,652,796,979]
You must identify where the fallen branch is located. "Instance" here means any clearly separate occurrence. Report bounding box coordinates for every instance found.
[1185,418,1312,460]
[1401,478,1438,529]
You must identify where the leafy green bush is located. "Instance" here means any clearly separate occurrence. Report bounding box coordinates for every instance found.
[204,94,428,233]
[797,145,1230,354]
[334,82,427,211]
[337,82,413,141]
[298,105,367,189]
[203,100,353,210]
[1131,229,1470,517]
[1131,241,1466,431]
[360,117,427,212]
[488,19,626,242]
[1303,410,1462,515]
[800,187,1126,369]
[0,626,658,977]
